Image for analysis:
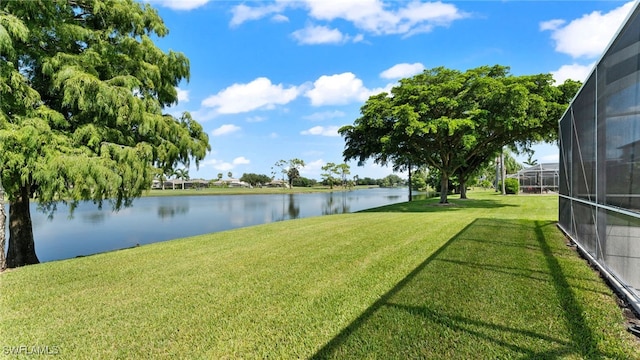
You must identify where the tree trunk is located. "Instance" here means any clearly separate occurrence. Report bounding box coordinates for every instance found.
[501,151,506,195]
[495,155,500,192]
[408,166,413,202]
[459,179,468,199]
[0,183,6,271]
[439,174,449,204]
[6,185,39,268]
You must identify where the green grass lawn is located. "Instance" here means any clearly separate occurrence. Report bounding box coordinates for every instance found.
[1,191,638,358]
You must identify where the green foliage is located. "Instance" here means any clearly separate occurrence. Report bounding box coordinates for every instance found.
[410,169,428,191]
[292,176,316,187]
[240,173,272,186]
[426,168,457,194]
[503,150,524,174]
[274,158,306,187]
[356,177,378,186]
[320,162,338,189]
[321,162,351,188]
[1,0,209,205]
[341,65,579,203]
[0,0,210,266]
[335,163,350,186]
[499,178,520,194]
[379,174,404,187]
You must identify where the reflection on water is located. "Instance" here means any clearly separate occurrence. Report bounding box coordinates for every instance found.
[287,194,300,220]
[82,212,108,224]
[322,192,350,215]
[3,188,411,262]
[157,205,189,219]
[272,194,301,222]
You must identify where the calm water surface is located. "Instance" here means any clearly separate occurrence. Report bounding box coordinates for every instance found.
[3,188,412,262]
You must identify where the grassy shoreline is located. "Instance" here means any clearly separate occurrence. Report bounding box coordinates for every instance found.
[1,191,638,358]
[143,185,381,197]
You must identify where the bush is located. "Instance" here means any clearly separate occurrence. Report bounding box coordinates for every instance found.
[478,180,493,189]
[499,178,519,194]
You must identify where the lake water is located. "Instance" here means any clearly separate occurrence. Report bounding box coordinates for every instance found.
[2,188,413,263]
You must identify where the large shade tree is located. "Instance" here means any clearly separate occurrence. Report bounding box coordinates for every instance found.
[340,65,579,203]
[0,0,210,268]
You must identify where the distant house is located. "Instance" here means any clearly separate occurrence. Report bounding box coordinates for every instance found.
[266,179,290,188]
[508,163,559,194]
[211,179,252,188]
[160,179,209,190]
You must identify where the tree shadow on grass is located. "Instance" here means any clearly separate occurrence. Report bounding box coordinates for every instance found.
[311,219,617,359]
[359,197,518,214]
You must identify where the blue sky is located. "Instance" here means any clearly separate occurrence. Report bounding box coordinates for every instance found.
[145,0,635,181]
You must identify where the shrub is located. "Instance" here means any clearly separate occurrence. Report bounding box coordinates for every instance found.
[499,178,519,194]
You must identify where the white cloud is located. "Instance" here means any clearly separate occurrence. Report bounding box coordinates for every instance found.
[271,14,289,23]
[352,34,365,43]
[230,3,288,27]
[201,156,250,171]
[304,0,466,36]
[232,156,251,165]
[303,110,346,121]
[176,88,190,103]
[246,116,267,123]
[551,63,595,84]
[541,2,635,58]
[539,19,565,32]
[301,159,325,175]
[231,0,467,39]
[305,72,388,106]
[211,124,241,136]
[301,125,341,137]
[201,77,300,114]
[189,108,218,122]
[148,0,210,11]
[380,62,425,79]
[291,25,349,45]
[201,158,232,171]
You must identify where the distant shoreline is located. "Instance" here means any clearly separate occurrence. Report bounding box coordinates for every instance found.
[143,185,384,197]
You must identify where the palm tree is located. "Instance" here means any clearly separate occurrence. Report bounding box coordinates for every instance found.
[523,153,539,167]
[174,169,190,190]
[155,168,173,190]
[227,171,233,179]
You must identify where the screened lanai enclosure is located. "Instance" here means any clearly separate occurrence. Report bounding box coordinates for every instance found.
[510,163,559,194]
[558,2,640,315]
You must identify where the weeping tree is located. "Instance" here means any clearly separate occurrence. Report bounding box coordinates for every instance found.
[0,1,210,268]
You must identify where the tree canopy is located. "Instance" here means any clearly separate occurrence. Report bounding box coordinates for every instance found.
[240,173,272,186]
[340,65,580,203]
[0,0,210,267]
[273,158,306,188]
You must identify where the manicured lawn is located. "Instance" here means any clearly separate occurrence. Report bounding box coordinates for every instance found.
[1,191,638,358]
